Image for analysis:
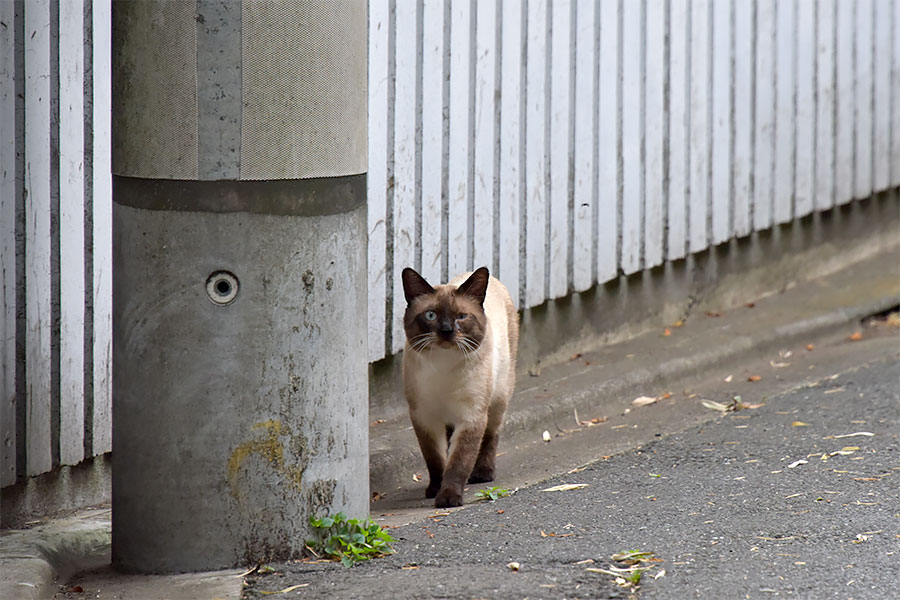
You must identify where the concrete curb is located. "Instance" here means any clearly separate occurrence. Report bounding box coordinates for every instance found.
[369,248,900,494]
[0,509,110,600]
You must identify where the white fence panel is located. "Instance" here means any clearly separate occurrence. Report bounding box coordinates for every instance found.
[873,0,892,191]
[498,0,522,298]
[572,0,597,291]
[621,0,642,275]
[754,0,776,230]
[732,0,753,236]
[815,0,836,212]
[367,0,389,361]
[524,0,548,307]
[59,0,86,467]
[420,0,445,286]
[795,0,815,219]
[1,0,17,487]
[834,0,854,206]
[667,0,689,259]
[24,0,54,477]
[854,0,874,200]
[711,0,732,245]
[596,0,619,277]
[644,0,664,268]
[548,0,572,297]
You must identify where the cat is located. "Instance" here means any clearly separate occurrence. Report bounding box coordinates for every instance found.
[401,266,519,508]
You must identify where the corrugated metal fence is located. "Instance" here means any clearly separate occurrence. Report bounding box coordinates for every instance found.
[2,0,899,486]
[366,0,900,360]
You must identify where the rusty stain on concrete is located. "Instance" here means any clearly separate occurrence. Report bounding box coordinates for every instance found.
[227,420,305,500]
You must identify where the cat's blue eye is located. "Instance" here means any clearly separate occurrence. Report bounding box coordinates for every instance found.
[457,313,468,320]
[424,310,437,321]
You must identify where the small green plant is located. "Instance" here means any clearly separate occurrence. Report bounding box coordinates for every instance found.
[475,486,511,502]
[307,512,395,567]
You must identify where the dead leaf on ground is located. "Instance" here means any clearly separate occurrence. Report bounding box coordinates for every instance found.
[632,395,658,407]
[748,375,762,382]
[570,352,583,361]
[849,331,863,341]
[672,319,684,327]
[770,360,791,368]
[540,530,574,538]
[826,432,875,439]
[372,491,384,502]
[663,328,672,337]
[806,344,815,351]
[259,584,309,596]
[371,419,387,426]
[792,421,810,427]
[705,311,723,318]
[412,473,422,482]
[745,302,756,308]
[541,483,590,492]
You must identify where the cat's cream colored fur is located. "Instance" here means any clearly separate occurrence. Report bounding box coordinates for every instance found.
[401,267,519,508]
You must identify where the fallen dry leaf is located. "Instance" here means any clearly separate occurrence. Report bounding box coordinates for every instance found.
[570,352,583,360]
[371,419,387,426]
[849,331,863,341]
[412,473,422,482]
[632,395,658,407]
[792,421,810,427]
[705,311,723,318]
[661,392,672,400]
[745,302,756,308]
[663,328,672,337]
[747,375,762,382]
[827,431,875,439]
[702,399,732,412]
[673,320,684,327]
[371,491,383,502]
[806,344,815,351]
[541,483,590,492]
[260,584,309,596]
[770,360,791,368]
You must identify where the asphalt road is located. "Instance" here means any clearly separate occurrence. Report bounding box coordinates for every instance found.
[244,332,899,600]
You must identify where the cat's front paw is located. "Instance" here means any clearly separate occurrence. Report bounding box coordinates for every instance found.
[434,486,463,508]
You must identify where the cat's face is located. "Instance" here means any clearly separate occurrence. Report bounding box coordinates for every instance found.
[402,267,490,355]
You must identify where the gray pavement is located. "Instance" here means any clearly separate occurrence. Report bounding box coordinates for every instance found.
[1,248,897,600]
[243,342,900,599]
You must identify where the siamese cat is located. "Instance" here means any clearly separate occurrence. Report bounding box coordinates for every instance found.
[401,266,519,508]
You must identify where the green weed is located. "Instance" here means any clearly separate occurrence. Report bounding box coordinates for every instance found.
[475,486,511,502]
[307,512,395,567]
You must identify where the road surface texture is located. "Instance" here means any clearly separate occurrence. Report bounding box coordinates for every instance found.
[242,323,898,600]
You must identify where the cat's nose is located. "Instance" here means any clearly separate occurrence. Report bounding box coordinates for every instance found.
[438,321,454,338]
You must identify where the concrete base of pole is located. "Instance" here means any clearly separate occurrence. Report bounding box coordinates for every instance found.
[111,177,368,573]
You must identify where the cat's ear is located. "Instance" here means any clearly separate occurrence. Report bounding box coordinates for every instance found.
[456,266,489,306]
[402,267,435,304]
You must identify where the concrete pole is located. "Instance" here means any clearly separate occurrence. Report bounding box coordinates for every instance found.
[110,1,368,573]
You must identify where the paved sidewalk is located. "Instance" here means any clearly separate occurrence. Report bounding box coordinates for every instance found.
[1,247,897,599]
